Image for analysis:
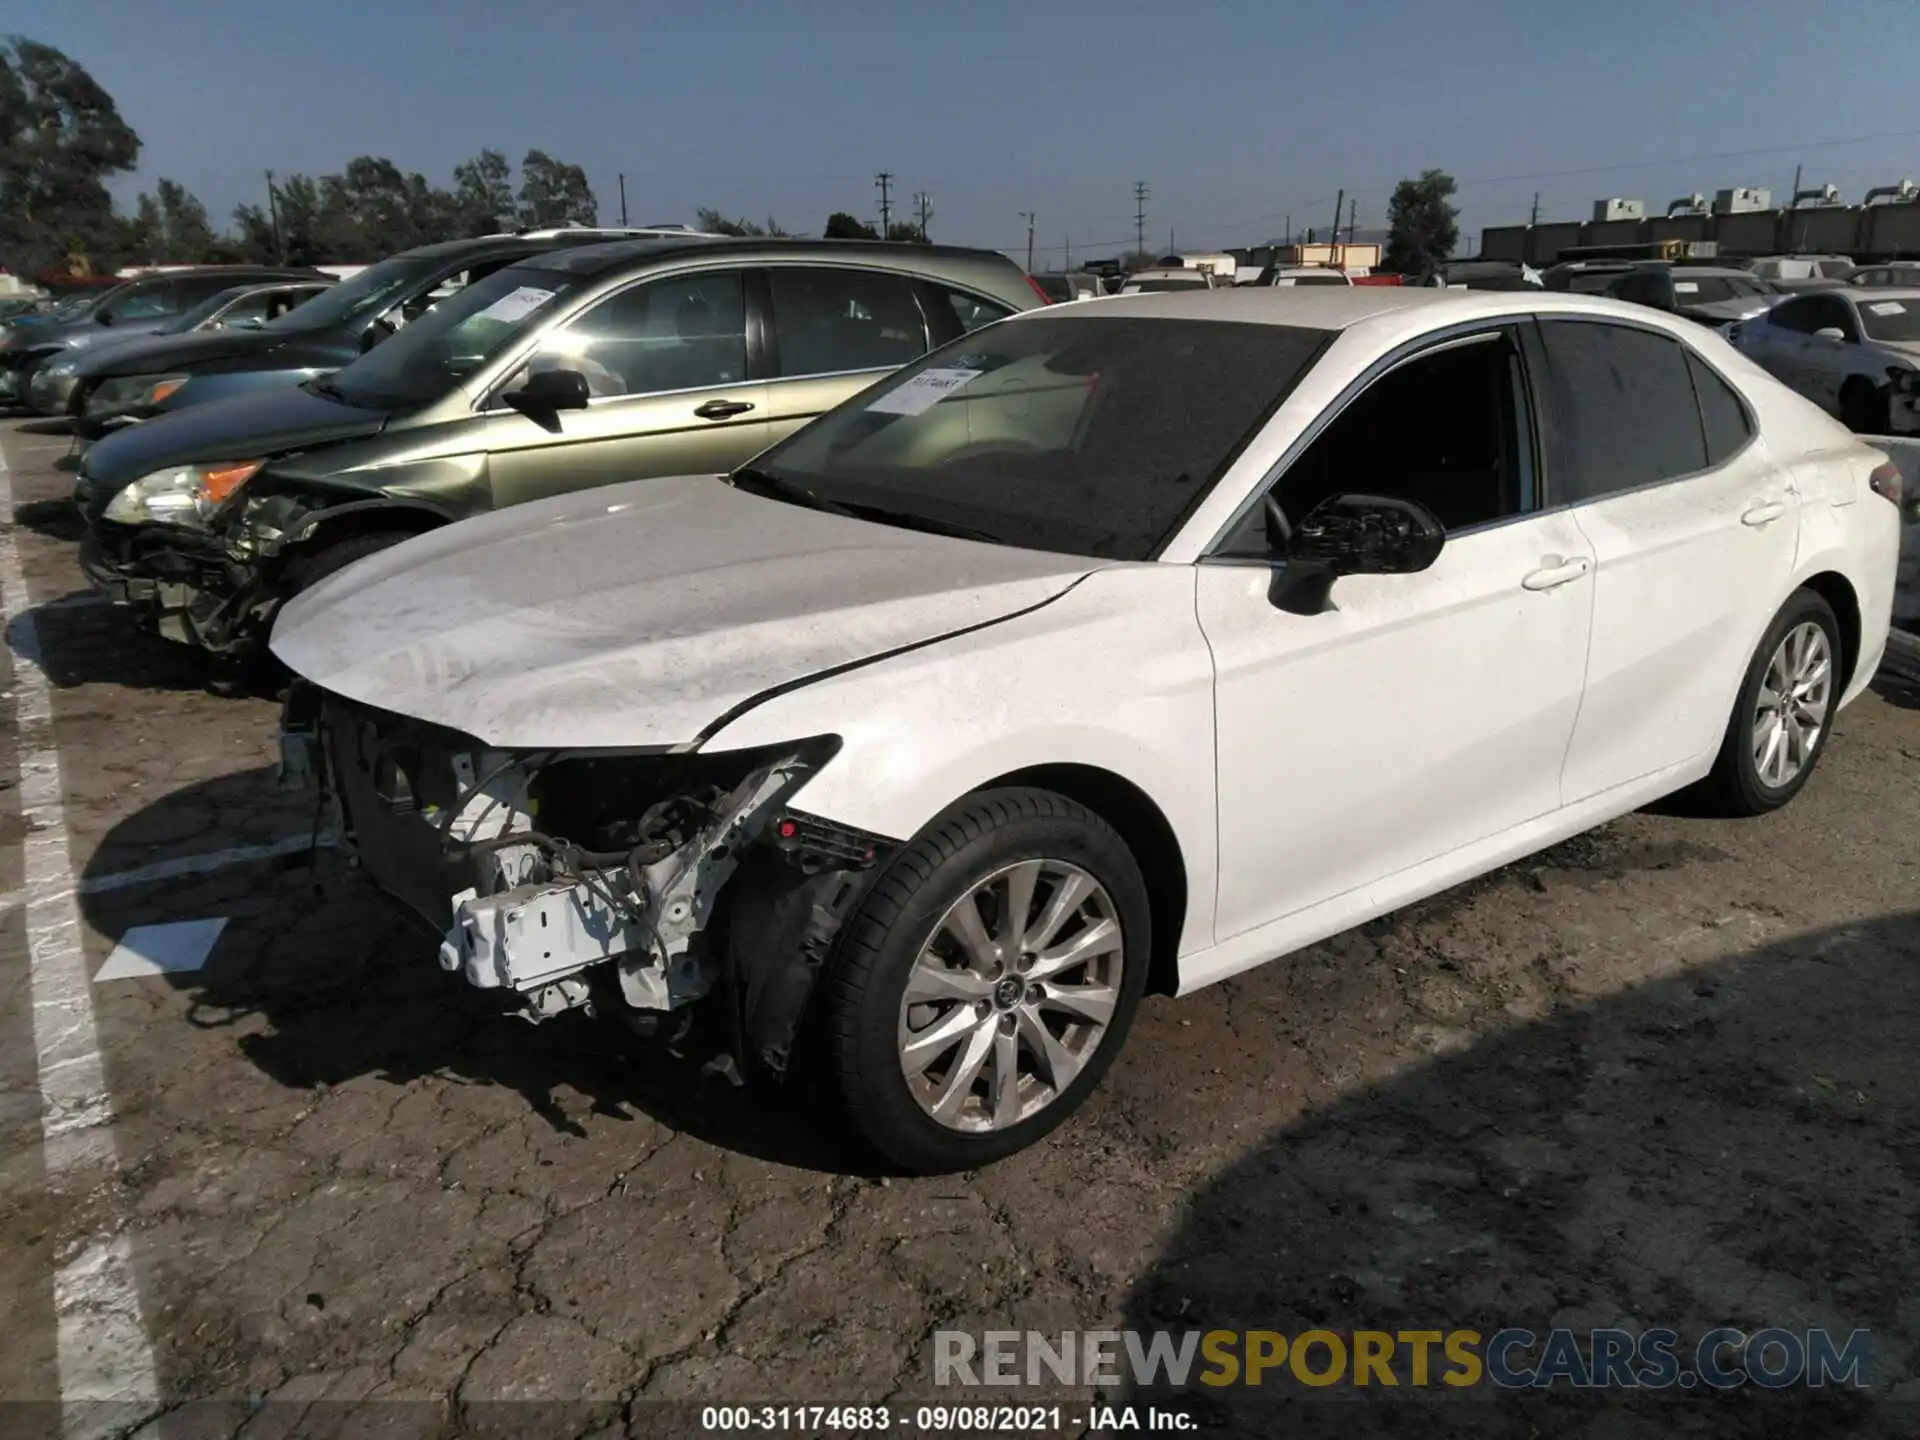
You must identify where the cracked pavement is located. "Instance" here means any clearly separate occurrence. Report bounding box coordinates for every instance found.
[0,417,1917,1437]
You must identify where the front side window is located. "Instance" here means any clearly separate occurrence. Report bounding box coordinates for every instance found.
[1768,297,1819,333]
[769,267,926,377]
[1806,295,1860,341]
[746,315,1330,560]
[1539,320,1707,501]
[503,270,748,399]
[1258,330,1531,539]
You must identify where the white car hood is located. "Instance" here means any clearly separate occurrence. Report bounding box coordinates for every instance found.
[270,474,1097,749]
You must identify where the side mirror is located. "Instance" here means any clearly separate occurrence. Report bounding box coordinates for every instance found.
[95,309,116,327]
[502,367,591,426]
[1268,492,1446,616]
[1813,326,1847,343]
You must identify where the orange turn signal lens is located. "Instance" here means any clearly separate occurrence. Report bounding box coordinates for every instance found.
[146,379,186,405]
[196,460,265,506]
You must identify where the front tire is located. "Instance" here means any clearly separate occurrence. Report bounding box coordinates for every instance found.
[1840,378,1889,434]
[825,788,1150,1173]
[1702,589,1841,816]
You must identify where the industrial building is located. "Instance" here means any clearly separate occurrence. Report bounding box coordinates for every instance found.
[1481,180,1920,267]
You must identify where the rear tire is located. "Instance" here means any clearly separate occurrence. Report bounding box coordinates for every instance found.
[824,788,1150,1174]
[1840,378,1889,434]
[1701,589,1841,816]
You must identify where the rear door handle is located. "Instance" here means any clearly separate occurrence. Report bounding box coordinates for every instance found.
[694,399,755,421]
[1742,500,1787,526]
[1521,556,1592,591]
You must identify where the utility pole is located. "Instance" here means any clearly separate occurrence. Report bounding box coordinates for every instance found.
[914,190,932,239]
[1347,198,1356,244]
[1330,190,1344,255]
[875,171,894,238]
[1790,162,1803,249]
[1133,181,1149,259]
[1529,191,1540,226]
[1018,212,1036,271]
[1284,214,1291,247]
[618,173,628,227]
[264,170,284,262]
[1064,235,1071,270]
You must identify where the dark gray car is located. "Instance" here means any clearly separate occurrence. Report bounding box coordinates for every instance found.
[63,234,646,438]
[0,266,324,409]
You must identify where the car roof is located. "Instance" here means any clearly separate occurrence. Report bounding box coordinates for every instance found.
[1832,286,1920,301]
[1006,286,1723,337]
[514,235,1016,278]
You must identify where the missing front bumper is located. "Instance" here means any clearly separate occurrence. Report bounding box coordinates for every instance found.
[290,691,888,1051]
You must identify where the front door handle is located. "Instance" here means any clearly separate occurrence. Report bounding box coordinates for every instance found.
[1742,500,1787,527]
[694,399,755,421]
[1521,555,1592,591]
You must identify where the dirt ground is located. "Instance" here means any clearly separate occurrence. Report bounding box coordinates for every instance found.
[0,415,1916,1439]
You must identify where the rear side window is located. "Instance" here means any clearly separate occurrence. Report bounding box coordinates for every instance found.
[1768,297,1818,333]
[1686,352,1753,466]
[769,267,927,377]
[1539,320,1707,501]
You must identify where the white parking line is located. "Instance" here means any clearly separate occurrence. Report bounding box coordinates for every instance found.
[1,442,160,1418]
[79,832,333,895]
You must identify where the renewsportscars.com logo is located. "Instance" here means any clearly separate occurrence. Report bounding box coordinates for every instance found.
[934,1327,1873,1391]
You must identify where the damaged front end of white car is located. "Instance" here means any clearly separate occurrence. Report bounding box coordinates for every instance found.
[277,683,891,1075]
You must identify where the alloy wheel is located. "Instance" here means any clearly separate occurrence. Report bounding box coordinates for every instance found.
[895,859,1125,1132]
[1752,620,1832,789]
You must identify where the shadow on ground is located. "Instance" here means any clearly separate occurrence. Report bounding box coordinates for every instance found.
[1117,911,1920,1438]
[12,497,82,541]
[78,766,882,1177]
[12,588,210,692]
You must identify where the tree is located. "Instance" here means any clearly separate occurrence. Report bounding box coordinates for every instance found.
[0,37,141,274]
[1383,169,1460,278]
[823,211,878,240]
[886,221,928,244]
[452,148,515,236]
[156,177,214,259]
[695,207,789,237]
[517,148,596,228]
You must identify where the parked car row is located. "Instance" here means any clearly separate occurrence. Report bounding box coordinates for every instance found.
[19,238,1910,1172]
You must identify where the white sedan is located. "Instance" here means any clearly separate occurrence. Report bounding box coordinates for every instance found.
[272,288,1903,1173]
[1728,286,1920,434]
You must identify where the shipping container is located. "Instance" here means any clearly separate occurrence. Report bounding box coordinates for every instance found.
[1713,210,1781,256]
[1647,214,1711,245]
[1480,225,1529,263]
[1585,218,1644,249]
[1864,203,1920,258]
[1782,206,1859,255]
[1530,222,1584,266]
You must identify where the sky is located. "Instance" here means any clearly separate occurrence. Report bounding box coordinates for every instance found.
[14,0,1920,265]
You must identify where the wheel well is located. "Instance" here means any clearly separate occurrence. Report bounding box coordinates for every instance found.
[300,505,446,550]
[1801,570,1862,692]
[974,764,1188,997]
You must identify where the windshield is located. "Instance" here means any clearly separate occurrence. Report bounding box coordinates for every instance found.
[1859,297,1920,344]
[46,293,101,320]
[323,263,581,409]
[744,314,1330,560]
[1671,275,1766,304]
[260,254,435,334]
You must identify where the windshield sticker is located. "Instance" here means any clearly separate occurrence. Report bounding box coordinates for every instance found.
[1870,301,1908,317]
[475,286,557,324]
[866,366,984,416]
[1673,281,1700,294]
